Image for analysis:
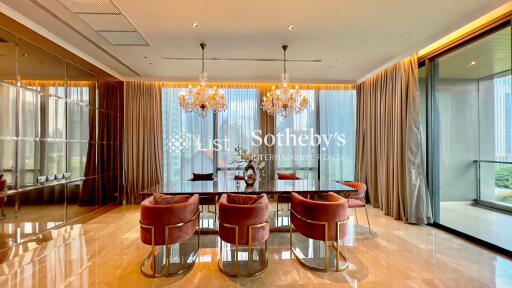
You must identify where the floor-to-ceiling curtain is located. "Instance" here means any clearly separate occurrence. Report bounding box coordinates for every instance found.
[217,88,259,176]
[319,89,357,181]
[124,82,163,204]
[162,87,214,182]
[355,55,432,224]
[275,90,317,179]
[258,86,276,181]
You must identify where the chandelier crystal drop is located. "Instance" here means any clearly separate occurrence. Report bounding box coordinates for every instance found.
[261,45,309,118]
[179,43,227,118]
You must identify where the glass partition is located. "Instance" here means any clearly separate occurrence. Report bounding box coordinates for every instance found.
[431,25,512,251]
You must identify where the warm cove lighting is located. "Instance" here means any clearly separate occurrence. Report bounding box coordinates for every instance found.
[418,2,512,58]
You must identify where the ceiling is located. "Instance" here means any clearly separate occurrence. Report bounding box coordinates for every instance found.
[438,26,511,79]
[0,0,509,82]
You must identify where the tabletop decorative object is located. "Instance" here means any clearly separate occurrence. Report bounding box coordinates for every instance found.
[232,146,265,187]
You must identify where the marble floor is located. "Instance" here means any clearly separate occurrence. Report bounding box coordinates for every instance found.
[0,204,511,287]
[440,201,512,251]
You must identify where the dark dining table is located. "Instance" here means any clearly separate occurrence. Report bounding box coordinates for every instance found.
[140,178,356,196]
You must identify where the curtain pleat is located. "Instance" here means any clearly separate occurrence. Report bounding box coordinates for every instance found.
[355,55,432,224]
[124,81,163,204]
[258,87,276,180]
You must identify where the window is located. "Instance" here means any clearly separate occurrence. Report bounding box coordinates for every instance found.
[163,87,358,181]
[216,88,259,170]
[319,90,357,181]
[275,90,317,179]
[162,88,214,182]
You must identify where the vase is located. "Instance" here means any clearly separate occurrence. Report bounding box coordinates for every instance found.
[243,161,257,187]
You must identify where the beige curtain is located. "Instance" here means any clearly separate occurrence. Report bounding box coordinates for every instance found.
[355,55,432,224]
[124,81,163,204]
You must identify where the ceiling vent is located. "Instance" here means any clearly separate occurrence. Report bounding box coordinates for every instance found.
[59,0,148,46]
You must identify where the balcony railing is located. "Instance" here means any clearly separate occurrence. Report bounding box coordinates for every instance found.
[475,160,512,212]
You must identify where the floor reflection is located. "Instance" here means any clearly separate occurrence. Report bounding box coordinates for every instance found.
[0,204,510,287]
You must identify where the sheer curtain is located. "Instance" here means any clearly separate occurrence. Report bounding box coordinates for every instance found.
[162,88,214,182]
[275,90,317,179]
[319,90,356,181]
[217,89,259,172]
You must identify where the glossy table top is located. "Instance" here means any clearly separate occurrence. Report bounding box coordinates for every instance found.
[141,178,356,195]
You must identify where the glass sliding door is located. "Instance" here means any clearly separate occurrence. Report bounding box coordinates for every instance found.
[431,24,512,251]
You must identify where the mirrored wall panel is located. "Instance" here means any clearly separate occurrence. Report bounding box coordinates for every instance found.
[0,25,123,255]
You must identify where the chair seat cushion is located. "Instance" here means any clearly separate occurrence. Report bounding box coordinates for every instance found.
[348,199,365,208]
[152,193,190,205]
[192,173,214,181]
[227,194,264,205]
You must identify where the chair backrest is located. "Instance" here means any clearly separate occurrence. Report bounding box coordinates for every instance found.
[140,194,199,246]
[290,192,348,241]
[343,182,367,201]
[276,172,302,180]
[218,194,269,246]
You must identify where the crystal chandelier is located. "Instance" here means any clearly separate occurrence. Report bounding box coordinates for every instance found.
[179,43,227,118]
[261,45,309,117]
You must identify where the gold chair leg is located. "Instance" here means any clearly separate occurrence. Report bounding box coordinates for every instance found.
[364,205,372,236]
[248,237,252,274]
[235,238,239,276]
[289,224,293,255]
[324,222,329,272]
[336,225,340,271]
[152,244,157,277]
[324,240,329,272]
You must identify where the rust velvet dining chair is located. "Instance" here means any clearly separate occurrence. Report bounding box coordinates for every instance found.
[275,172,302,218]
[139,193,200,278]
[342,181,371,235]
[290,192,349,272]
[218,193,270,277]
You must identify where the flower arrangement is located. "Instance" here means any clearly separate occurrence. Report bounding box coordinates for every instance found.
[232,145,265,177]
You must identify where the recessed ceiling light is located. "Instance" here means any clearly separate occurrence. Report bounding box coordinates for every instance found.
[288,25,295,31]
[142,56,148,59]
[193,22,199,28]
[148,62,152,65]
[21,53,28,57]
[470,60,477,66]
